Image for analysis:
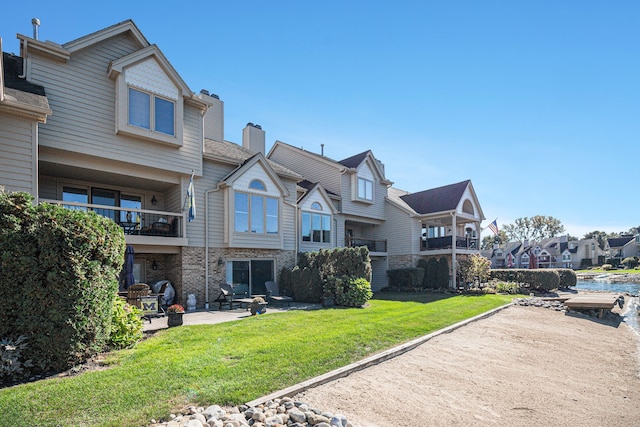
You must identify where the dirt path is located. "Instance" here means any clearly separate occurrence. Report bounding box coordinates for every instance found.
[295,304,640,426]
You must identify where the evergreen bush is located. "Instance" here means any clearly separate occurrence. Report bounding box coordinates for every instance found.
[489,269,560,291]
[424,258,439,288]
[436,257,450,288]
[334,277,372,307]
[386,268,424,290]
[0,191,125,379]
[556,268,577,288]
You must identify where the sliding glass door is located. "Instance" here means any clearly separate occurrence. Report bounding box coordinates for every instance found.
[226,260,274,296]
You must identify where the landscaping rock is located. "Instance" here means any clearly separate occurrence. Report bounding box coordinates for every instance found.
[148,398,362,427]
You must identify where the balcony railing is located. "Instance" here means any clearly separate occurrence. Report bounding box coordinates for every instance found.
[346,237,387,253]
[421,236,478,251]
[41,200,184,238]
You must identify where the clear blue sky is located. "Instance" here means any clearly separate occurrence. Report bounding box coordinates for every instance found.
[3,1,638,239]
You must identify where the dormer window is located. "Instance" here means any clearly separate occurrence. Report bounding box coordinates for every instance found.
[311,202,322,210]
[496,250,503,257]
[128,87,175,136]
[533,247,541,256]
[357,177,373,201]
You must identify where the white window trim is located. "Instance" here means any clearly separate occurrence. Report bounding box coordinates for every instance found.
[115,77,183,147]
[234,191,279,235]
[355,176,374,203]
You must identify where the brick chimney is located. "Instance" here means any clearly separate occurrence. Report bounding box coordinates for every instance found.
[243,122,265,155]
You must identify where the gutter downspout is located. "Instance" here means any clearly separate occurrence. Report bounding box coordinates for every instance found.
[204,185,223,310]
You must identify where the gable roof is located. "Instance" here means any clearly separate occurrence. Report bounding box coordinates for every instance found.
[607,236,634,248]
[204,139,301,180]
[338,150,371,168]
[400,180,471,215]
[0,51,50,120]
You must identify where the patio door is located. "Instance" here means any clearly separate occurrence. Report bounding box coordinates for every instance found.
[226,260,274,296]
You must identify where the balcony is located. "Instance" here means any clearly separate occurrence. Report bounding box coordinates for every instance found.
[421,236,478,251]
[346,236,387,253]
[41,199,186,243]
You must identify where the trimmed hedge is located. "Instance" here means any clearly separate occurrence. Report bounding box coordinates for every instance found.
[489,269,561,291]
[387,268,425,290]
[556,268,577,289]
[0,191,125,381]
[282,246,372,304]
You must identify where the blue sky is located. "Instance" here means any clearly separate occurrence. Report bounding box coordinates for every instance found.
[3,1,638,238]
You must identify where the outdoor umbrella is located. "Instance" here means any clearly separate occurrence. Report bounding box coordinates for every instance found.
[529,253,537,269]
[124,245,135,288]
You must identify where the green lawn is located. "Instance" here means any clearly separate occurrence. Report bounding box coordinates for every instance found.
[0,294,515,426]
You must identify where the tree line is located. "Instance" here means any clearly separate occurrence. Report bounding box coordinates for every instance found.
[481,215,639,250]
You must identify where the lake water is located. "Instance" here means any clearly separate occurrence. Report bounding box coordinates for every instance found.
[574,280,640,335]
[575,280,640,296]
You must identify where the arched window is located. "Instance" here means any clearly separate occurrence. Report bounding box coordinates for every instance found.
[249,180,266,191]
[311,202,322,210]
[462,200,474,215]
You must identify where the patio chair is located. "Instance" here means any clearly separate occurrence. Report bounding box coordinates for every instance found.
[127,283,153,323]
[215,284,245,310]
[265,281,293,306]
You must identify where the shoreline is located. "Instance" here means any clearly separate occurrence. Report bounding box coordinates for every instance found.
[295,304,640,426]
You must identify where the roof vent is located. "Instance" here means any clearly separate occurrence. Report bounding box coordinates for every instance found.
[254,124,262,129]
[200,89,210,95]
[32,18,40,40]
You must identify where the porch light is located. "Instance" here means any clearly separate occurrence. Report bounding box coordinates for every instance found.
[152,260,158,270]
[151,195,157,205]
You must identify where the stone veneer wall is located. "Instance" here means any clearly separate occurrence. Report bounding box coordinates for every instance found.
[175,247,296,310]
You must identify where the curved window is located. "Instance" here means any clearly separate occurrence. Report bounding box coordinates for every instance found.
[249,180,266,191]
[462,200,474,215]
[311,202,322,210]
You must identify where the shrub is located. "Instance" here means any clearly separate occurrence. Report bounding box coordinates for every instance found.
[290,247,372,303]
[489,269,560,291]
[333,277,373,307]
[0,190,125,376]
[556,268,577,288]
[436,257,450,288]
[494,281,521,294]
[386,268,424,290]
[424,258,439,288]
[457,254,491,285]
[622,257,639,268]
[1,335,33,385]
[601,264,613,271]
[108,299,143,350]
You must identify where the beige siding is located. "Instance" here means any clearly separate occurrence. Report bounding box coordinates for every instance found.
[0,115,37,195]
[380,200,420,256]
[269,145,342,195]
[370,258,389,291]
[339,173,386,220]
[30,33,202,177]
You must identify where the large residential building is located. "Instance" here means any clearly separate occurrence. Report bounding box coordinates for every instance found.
[1,20,486,305]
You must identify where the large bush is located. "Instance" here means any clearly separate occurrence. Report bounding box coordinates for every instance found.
[490,269,561,291]
[286,247,372,304]
[324,276,372,307]
[0,191,125,381]
[436,257,450,288]
[386,268,424,290]
[556,268,577,288]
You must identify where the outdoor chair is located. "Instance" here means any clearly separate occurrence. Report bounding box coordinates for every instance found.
[127,283,154,323]
[215,284,245,310]
[265,281,293,306]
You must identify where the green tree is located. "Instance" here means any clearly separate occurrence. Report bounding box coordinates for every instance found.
[583,230,618,249]
[481,230,508,250]
[502,215,565,242]
[457,254,491,285]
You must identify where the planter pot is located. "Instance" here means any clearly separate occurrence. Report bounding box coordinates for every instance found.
[167,312,184,327]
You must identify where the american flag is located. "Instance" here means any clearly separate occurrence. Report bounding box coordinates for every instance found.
[488,219,499,236]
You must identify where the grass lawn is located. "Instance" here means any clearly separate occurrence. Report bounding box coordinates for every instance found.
[0,294,515,426]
